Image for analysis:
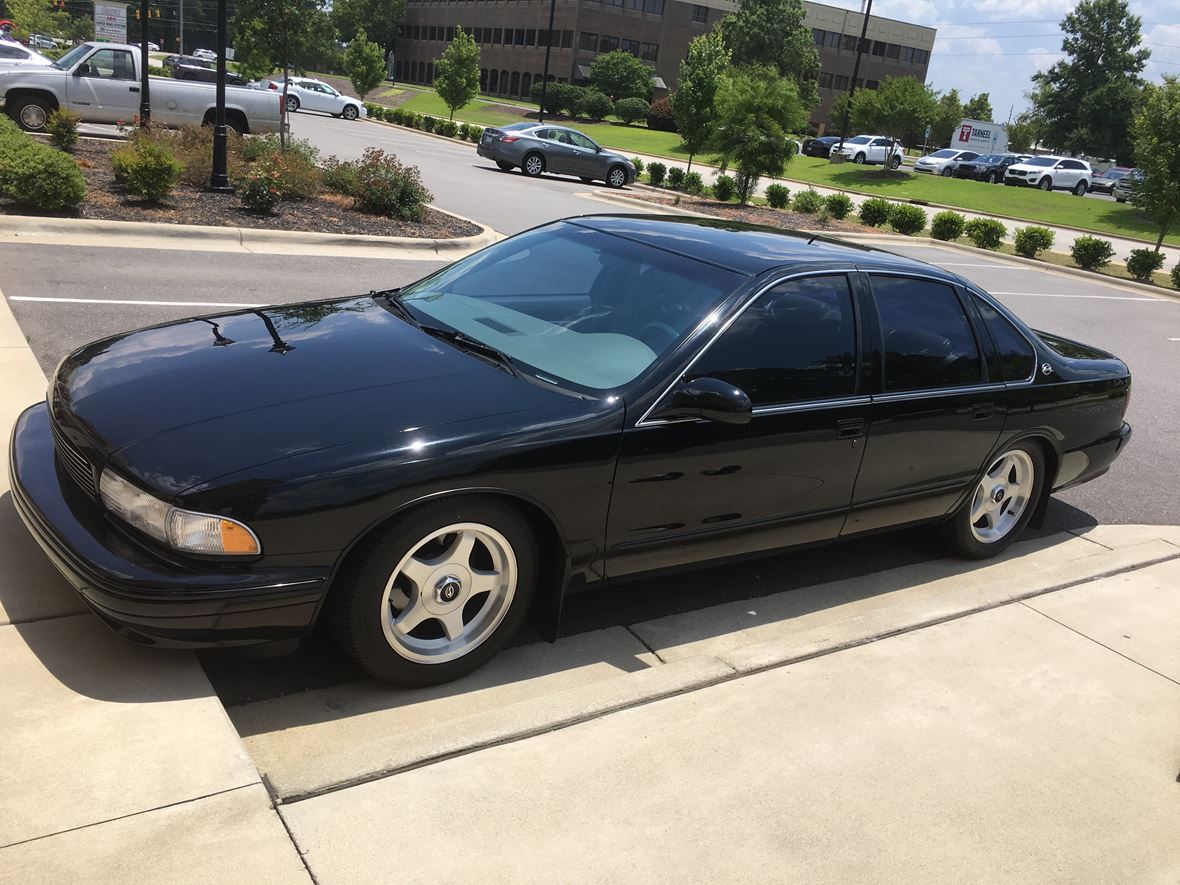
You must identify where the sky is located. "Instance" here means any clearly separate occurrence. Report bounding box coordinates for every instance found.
[821,0,1180,121]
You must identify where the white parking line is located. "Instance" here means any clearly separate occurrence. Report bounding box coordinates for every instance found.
[988,291,1162,302]
[9,296,265,308]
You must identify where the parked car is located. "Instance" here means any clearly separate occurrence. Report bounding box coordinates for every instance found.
[0,42,281,133]
[147,41,160,52]
[478,122,635,188]
[191,48,217,61]
[1004,156,1092,195]
[27,34,59,50]
[1090,166,1135,196]
[1113,169,1142,204]
[162,53,211,71]
[10,216,1132,686]
[173,62,246,86]
[802,136,841,158]
[0,40,52,67]
[831,135,904,168]
[953,153,1030,184]
[914,149,979,177]
[269,76,365,120]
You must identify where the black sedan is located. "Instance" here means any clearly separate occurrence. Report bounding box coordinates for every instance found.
[954,153,1030,183]
[10,217,1132,686]
[801,136,842,158]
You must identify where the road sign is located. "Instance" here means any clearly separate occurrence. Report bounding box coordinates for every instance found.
[924,124,931,139]
[94,1,127,42]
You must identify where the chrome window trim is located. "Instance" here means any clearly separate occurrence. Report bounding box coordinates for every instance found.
[753,395,871,416]
[961,285,1039,386]
[634,269,861,428]
[872,382,1005,403]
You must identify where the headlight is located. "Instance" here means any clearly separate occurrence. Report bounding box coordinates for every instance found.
[99,470,261,556]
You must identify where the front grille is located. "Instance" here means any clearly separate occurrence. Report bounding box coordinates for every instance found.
[51,417,98,497]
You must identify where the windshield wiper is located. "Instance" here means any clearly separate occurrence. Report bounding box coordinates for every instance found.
[372,288,420,328]
[420,325,521,377]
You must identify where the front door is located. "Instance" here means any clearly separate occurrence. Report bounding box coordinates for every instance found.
[564,130,602,178]
[69,47,138,123]
[607,273,871,577]
[845,273,1004,534]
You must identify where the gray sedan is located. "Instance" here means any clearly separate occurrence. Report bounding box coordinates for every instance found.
[477,122,635,188]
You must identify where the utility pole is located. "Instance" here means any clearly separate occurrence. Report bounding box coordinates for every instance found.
[837,0,873,150]
[138,0,150,126]
[537,0,557,123]
[178,0,184,53]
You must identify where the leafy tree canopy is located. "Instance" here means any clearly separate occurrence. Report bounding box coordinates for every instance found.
[929,88,961,147]
[345,26,386,100]
[850,76,937,147]
[590,51,652,101]
[670,31,730,169]
[330,0,405,55]
[719,0,819,107]
[1130,75,1180,250]
[962,93,993,122]
[433,29,481,119]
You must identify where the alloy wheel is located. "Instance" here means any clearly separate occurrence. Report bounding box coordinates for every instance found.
[379,522,517,664]
[968,450,1035,544]
[608,166,626,188]
[524,154,544,176]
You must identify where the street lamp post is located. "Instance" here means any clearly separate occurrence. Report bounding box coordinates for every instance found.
[837,0,873,150]
[138,0,150,126]
[208,0,232,191]
[537,0,557,123]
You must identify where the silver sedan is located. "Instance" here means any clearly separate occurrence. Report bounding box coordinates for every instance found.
[477,123,636,188]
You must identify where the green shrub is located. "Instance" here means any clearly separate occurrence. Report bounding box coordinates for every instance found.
[1172,262,1180,289]
[1070,235,1115,270]
[386,107,404,125]
[470,126,484,143]
[352,147,432,220]
[888,204,927,236]
[931,210,966,241]
[824,192,853,219]
[647,161,667,186]
[46,108,80,151]
[1126,248,1165,281]
[631,157,644,176]
[581,90,613,121]
[0,128,87,211]
[364,102,381,117]
[858,197,891,226]
[666,166,685,190]
[558,84,585,118]
[529,80,564,115]
[421,115,437,133]
[683,171,703,194]
[792,188,824,214]
[436,119,459,139]
[712,174,736,201]
[765,183,790,209]
[148,64,167,77]
[964,217,1007,250]
[321,155,357,195]
[111,139,182,202]
[1013,225,1054,258]
[615,97,650,126]
[646,97,677,132]
[238,157,285,213]
[404,112,422,129]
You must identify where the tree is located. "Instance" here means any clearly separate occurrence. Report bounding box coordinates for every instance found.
[929,88,962,148]
[345,27,385,100]
[1007,113,1040,152]
[330,0,405,62]
[711,65,808,203]
[670,31,730,172]
[719,0,819,108]
[1031,0,1148,162]
[850,76,937,173]
[1130,76,1180,251]
[963,93,993,121]
[433,29,480,120]
[590,51,652,101]
[6,0,66,39]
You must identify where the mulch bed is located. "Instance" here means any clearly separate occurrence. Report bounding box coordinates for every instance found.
[1,138,482,240]
[626,185,873,235]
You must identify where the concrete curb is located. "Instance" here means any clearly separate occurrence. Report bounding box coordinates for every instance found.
[0,209,500,258]
[366,116,479,150]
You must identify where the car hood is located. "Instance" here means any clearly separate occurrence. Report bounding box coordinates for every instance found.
[916,156,951,165]
[52,296,578,495]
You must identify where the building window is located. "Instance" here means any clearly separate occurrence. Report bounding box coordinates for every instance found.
[446,26,455,42]
[493,28,503,43]
[521,72,532,95]
[514,28,525,46]
[692,4,707,22]
[579,31,598,50]
[510,71,520,95]
[500,69,509,93]
[526,29,536,46]
[605,0,623,7]
[562,30,573,48]
[426,62,434,82]
[621,38,640,56]
[640,42,658,61]
[480,68,487,90]
[842,34,857,51]
[913,48,928,64]
[886,42,900,60]
[900,46,914,62]
[872,40,886,56]
[818,72,833,89]
[643,0,663,13]
[624,0,640,10]
[833,74,849,90]
[599,35,619,52]
[812,28,825,46]
[488,69,498,92]
[826,31,840,48]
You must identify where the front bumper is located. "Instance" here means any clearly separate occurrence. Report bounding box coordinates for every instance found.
[9,403,329,647]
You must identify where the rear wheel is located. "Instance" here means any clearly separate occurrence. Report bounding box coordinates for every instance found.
[285,95,299,113]
[496,161,514,172]
[1073,180,1088,196]
[943,443,1045,559]
[606,165,627,188]
[889,156,902,170]
[522,152,545,177]
[1038,176,1053,191]
[10,96,53,132]
[333,498,538,686]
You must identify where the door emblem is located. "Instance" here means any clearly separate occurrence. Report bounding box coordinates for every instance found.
[1041,363,1053,376]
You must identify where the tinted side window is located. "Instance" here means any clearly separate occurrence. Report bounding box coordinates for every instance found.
[689,275,857,406]
[870,276,982,392]
[973,295,1036,381]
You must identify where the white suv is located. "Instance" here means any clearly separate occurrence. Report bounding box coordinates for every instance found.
[832,135,904,168]
[1004,155,1092,195]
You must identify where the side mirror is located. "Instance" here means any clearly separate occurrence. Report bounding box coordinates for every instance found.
[652,377,752,425]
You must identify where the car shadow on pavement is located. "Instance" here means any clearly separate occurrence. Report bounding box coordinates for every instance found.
[471,163,631,192]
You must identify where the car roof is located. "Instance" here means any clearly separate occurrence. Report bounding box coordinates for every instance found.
[566,215,960,280]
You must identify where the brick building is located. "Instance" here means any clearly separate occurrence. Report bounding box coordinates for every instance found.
[393,0,935,130]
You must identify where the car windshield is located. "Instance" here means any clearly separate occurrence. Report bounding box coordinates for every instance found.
[846,136,872,144]
[1025,157,1056,167]
[396,223,742,392]
[928,150,957,158]
[53,43,92,71]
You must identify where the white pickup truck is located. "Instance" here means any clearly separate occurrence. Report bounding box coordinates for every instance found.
[0,41,281,134]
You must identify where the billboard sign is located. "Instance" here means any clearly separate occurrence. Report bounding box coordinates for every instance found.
[94,1,127,43]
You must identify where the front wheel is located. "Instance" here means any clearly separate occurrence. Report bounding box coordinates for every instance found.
[333,499,539,686]
[10,96,53,132]
[1073,180,1088,196]
[986,171,998,184]
[1038,176,1053,191]
[342,104,359,121]
[853,153,866,164]
[941,166,953,177]
[943,443,1045,559]
[606,165,627,188]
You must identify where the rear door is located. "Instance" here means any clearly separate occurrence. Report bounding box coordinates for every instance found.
[845,272,1005,535]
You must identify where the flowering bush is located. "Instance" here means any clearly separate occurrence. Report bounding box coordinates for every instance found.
[238,157,285,213]
[352,147,432,220]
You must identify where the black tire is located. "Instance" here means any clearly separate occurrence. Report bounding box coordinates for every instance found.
[580,176,594,183]
[333,498,539,686]
[342,104,359,121]
[941,166,953,177]
[9,96,54,132]
[1115,196,1126,204]
[606,164,627,188]
[889,156,902,170]
[1038,176,1053,191]
[496,161,514,172]
[942,441,1046,560]
[1073,180,1087,196]
[986,171,998,184]
[521,151,545,177]
[285,95,299,113]
[853,153,866,164]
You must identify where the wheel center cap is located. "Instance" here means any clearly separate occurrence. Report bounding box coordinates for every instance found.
[434,576,463,605]
[991,485,1006,505]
